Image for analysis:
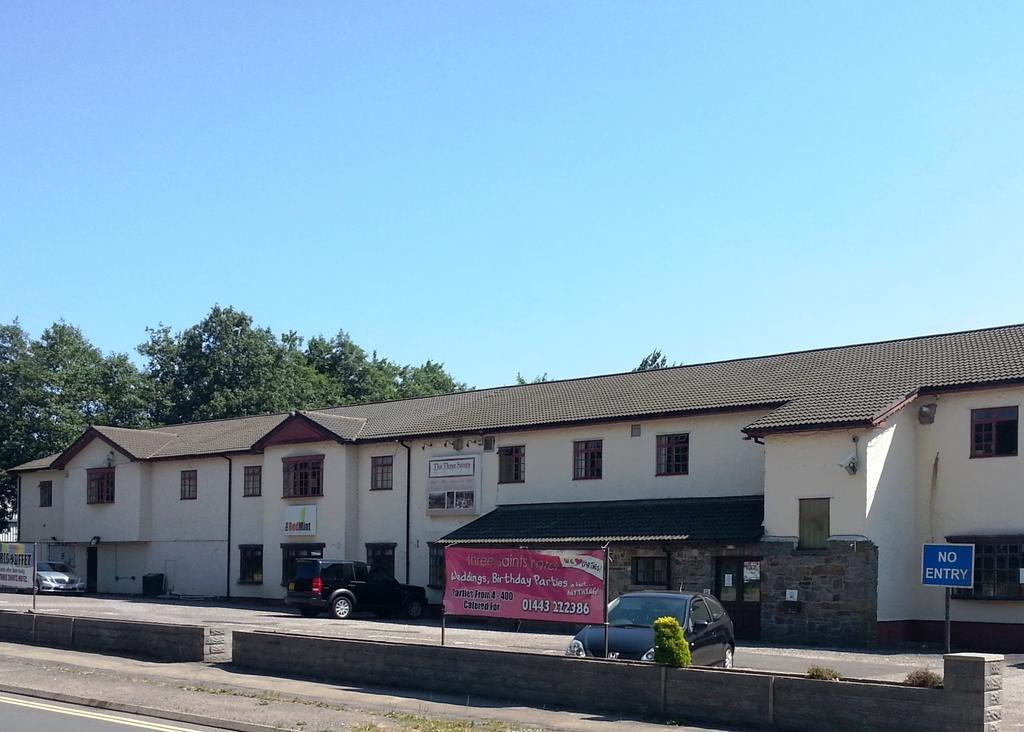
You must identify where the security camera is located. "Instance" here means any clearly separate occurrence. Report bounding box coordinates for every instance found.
[838,452,858,475]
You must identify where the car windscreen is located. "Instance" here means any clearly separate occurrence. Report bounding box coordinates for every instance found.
[293,560,321,580]
[38,562,71,573]
[607,595,688,627]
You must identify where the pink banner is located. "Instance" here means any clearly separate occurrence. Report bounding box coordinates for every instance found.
[443,547,606,623]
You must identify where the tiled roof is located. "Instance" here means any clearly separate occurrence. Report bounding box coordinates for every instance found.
[319,323,1024,438]
[438,495,765,544]
[9,323,1024,472]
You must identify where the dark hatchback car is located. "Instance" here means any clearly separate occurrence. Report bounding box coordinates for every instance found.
[285,559,428,620]
[566,591,735,668]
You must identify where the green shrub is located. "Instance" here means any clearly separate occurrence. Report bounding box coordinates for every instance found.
[653,616,691,668]
[904,668,942,688]
[806,665,841,681]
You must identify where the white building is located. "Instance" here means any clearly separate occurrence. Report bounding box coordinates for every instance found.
[11,324,1024,649]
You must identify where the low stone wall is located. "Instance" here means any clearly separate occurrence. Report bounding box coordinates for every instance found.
[233,631,1001,732]
[0,609,223,662]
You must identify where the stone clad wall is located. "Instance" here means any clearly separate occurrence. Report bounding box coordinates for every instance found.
[760,539,878,646]
[606,539,879,647]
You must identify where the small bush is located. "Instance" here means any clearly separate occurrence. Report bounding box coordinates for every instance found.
[904,668,943,688]
[806,665,841,681]
[653,616,692,668]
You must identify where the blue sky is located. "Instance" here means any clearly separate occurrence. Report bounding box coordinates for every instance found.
[2,3,1022,389]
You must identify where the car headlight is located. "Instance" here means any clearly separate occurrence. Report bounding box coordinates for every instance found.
[641,647,656,662]
[41,577,57,585]
[566,639,587,657]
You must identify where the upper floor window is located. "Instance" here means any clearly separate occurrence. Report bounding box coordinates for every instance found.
[371,455,394,491]
[87,468,115,504]
[573,440,602,480]
[971,406,1018,458]
[498,445,525,484]
[243,465,262,497]
[282,455,323,498]
[656,433,689,476]
[39,481,52,508]
[180,470,198,500]
[798,497,830,550]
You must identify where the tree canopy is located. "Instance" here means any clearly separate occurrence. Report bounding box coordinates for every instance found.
[0,306,468,522]
[633,349,679,371]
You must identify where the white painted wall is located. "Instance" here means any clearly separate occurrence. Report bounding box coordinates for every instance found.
[258,442,355,593]
[356,410,768,597]
[762,429,868,539]
[908,385,1024,625]
[864,408,918,622]
[230,457,266,598]
[19,469,64,542]
[62,440,143,543]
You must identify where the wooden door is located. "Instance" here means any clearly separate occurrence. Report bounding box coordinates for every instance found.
[715,557,762,640]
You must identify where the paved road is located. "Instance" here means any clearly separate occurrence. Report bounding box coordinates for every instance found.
[0,693,224,731]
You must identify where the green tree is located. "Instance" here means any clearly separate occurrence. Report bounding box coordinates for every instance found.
[634,349,677,371]
[515,372,549,384]
[398,359,467,399]
[0,321,150,522]
[138,306,339,423]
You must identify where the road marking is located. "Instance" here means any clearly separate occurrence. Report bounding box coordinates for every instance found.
[0,694,203,731]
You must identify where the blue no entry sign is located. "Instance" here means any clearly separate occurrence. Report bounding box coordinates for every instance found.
[922,543,975,588]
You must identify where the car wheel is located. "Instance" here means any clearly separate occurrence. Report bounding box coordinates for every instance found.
[299,607,321,618]
[330,595,353,619]
[404,597,425,619]
[723,645,734,669]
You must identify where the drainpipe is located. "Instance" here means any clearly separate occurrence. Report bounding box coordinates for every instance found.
[15,474,21,541]
[399,440,412,583]
[221,455,233,598]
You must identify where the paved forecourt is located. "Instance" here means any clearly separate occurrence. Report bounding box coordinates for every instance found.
[0,591,973,680]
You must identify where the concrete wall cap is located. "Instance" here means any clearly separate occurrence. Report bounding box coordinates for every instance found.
[944,652,1005,663]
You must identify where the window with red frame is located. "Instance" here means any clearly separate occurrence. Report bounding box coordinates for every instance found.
[656,433,689,475]
[573,440,603,480]
[498,445,525,483]
[282,456,323,498]
[370,455,393,491]
[971,406,1018,458]
[87,468,115,504]
[243,465,262,497]
[180,469,198,500]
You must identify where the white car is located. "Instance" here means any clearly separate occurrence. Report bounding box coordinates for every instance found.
[36,561,85,593]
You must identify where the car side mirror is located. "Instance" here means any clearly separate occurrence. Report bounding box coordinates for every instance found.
[691,620,709,633]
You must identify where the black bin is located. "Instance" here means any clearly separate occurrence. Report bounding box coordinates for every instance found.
[142,573,164,597]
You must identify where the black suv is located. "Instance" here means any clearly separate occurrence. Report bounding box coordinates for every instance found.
[285,559,428,620]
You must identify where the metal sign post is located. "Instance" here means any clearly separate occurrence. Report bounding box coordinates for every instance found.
[441,608,446,647]
[944,588,951,654]
[921,542,974,654]
[31,542,37,613]
[602,543,610,660]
